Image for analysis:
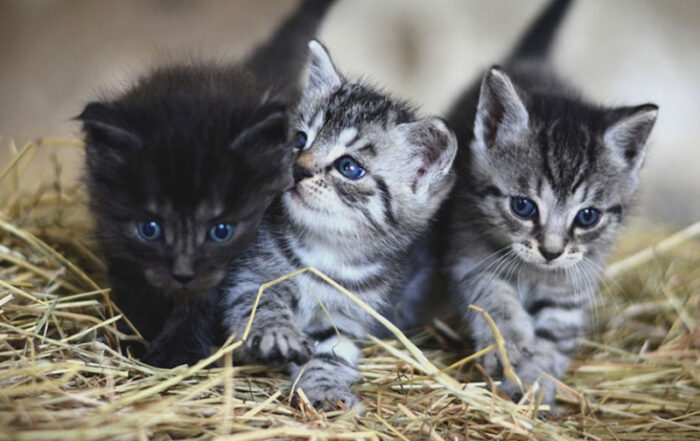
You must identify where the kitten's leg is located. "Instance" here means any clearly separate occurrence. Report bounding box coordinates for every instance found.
[498,303,584,405]
[468,282,584,406]
[291,334,361,410]
[109,261,174,351]
[224,279,313,365]
[142,290,217,368]
[460,276,536,376]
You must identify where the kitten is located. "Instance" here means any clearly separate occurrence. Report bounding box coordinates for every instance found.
[79,0,336,368]
[221,40,457,409]
[443,0,658,405]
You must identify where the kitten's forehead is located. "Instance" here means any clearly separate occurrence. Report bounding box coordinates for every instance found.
[299,83,415,163]
[305,83,413,135]
[145,195,224,220]
[493,115,626,203]
[528,119,594,198]
[132,145,280,221]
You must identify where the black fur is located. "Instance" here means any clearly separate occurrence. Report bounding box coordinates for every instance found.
[506,0,573,61]
[245,0,336,95]
[79,0,336,367]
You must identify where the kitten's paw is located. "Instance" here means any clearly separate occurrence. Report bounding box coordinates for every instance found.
[498,363,558,407]
[245,325,313,365]
[293,357,360,411]
[480,337,533,375]
[142,335,211,368]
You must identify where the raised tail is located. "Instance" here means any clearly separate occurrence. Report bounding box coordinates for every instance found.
[506,0,573,62]
[244,0,337,89]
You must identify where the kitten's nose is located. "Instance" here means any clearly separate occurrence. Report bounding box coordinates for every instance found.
[172,256,195,284]
[172,272,194,284]
[293,164,313,184]
[538,246,563,261]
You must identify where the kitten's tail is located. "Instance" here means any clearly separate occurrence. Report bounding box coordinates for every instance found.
[506,0,574,62]
[244,0,337,89]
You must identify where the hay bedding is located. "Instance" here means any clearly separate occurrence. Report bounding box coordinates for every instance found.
[0,138,698,441]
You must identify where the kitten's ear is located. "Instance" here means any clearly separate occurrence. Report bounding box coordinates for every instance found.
[303,40,342,96]
[603,104,658,171]
[230,103,289,151]
[396,118,458,196]
[473,66,529,149]
[76,101,142,149]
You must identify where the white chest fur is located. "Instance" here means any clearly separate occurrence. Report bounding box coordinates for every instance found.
[287,236,387,337]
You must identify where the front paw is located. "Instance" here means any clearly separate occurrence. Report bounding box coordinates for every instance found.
[478,331,534,376]
[245,324,313,365]
[293,357,360,410]
[141,330,211,368]
[499,369,558,413]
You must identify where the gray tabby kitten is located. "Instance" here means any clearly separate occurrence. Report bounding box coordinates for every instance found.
[443,0,658,405]
[222,40,457,409]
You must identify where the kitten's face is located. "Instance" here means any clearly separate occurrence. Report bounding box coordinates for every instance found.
[81,69,293,294]
[281,41,456,242]
[470,67,657,271]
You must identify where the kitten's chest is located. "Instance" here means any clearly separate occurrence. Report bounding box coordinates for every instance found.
[292,274,387,337]
[288,240,389,336]
[291,237,386,291]
[514,273,577,308]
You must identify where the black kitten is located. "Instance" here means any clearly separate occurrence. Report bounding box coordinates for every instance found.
[79,0,336,367]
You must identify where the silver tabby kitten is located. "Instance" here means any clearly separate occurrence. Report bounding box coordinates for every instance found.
[222,40,457,409]
[444,0,658,406]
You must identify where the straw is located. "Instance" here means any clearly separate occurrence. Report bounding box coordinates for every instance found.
[1,137,698,441]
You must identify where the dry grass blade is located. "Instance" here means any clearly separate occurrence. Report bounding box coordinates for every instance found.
[1,137,698,441]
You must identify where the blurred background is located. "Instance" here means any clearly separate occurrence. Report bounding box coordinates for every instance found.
[1,0,698,227]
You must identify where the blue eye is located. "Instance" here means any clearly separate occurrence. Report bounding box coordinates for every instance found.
[335,155,366,180]
[574,207,600,228]
[294,131,307,150]
[510,197,538,219]
[208,223,236,243]
[136,221,163,241]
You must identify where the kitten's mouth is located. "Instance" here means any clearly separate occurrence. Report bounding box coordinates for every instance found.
[287,186,316,211]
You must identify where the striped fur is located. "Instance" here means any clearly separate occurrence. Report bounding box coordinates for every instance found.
[443,4,658,407]
[222,41,457,410]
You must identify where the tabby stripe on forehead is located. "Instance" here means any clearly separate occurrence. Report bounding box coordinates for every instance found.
[539,122,557,186]
[345,132,361,148]
[374,176,398,226]
[357,143,376,156]
[474,184,503,199]
[570,126,595,193]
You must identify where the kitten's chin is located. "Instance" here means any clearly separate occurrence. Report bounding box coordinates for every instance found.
[283,189,318,222]
[531,260,580,271]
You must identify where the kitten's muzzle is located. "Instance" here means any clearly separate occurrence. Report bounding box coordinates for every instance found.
[172,273,195,284]
[171,255,196,285]
[538,246,563,261]
[293,164,313,184]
